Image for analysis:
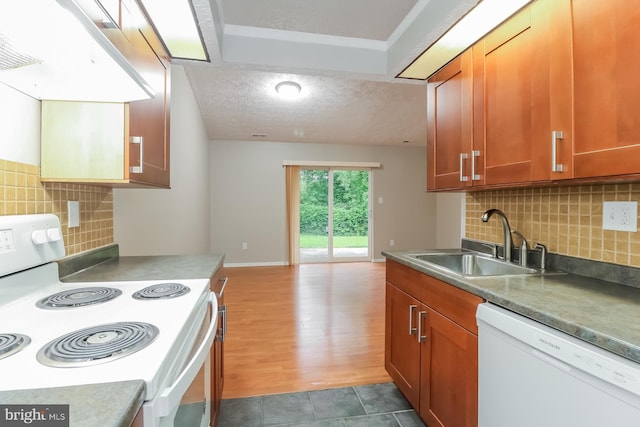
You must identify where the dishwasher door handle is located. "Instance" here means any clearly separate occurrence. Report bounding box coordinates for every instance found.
[531,348,572,373]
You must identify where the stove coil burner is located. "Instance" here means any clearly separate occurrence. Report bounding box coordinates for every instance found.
[36,287,122,309]
[132,283,191,300]
[0,333,31,360]
[36,322,159,367]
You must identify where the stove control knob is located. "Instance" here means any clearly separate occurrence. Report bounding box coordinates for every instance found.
[47,228,62,242]
[31,229,48,245]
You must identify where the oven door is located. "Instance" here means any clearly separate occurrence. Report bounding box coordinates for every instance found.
[143,292,217,427]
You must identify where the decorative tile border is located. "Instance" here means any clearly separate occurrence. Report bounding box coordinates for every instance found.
[0,159,114,256]
[466,183,640,267]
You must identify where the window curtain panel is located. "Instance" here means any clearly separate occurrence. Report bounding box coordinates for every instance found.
[285,165,300,265]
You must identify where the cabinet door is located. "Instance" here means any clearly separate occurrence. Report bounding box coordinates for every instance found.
[385,283,422,409]
[127,30,171,187]
[427,50,475,191]
[210,272,226,427]
[473,5,548,186]
[210,327,223,427]
[571,0,640,178]
[41,102,127,181]
[540,0,574,181]
[420,308,478,427]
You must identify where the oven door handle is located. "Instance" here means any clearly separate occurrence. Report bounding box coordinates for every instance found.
[152,292,218,418]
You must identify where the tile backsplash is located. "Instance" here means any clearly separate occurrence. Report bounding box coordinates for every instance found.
[466,183,640,268]
[0,159,113,255]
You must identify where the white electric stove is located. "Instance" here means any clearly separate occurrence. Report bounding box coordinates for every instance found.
[0,214,216,426]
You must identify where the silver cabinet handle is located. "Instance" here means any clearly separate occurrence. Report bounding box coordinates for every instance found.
[215,276,228,299]
[471,150,480,181]
[551,131,564,172]
[216,304,227,342]
[129,136,144,173]
[459,153,469,182]
[417,311,427,343]
[409,305,417,335]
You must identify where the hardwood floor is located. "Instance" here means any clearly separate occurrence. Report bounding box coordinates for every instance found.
[222,262,391,399]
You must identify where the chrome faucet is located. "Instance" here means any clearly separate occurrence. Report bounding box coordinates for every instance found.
[481,209,513,262]
[534,242,547,270]
[511,230,528,267]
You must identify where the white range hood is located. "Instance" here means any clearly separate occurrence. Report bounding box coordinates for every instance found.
[0,0,154,102]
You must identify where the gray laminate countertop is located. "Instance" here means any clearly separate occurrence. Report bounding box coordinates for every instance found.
[60,254,225,283]
[0,381,145,427]
[383,249,640,364]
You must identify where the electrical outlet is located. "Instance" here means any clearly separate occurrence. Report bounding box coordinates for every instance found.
[68,201,80,228]
[390,239,395,246]
[603,201,637,232]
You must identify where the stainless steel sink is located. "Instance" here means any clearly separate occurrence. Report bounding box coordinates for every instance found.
[409,252,539,277]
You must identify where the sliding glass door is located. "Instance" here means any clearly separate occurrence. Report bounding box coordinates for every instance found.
[299,168,370,263]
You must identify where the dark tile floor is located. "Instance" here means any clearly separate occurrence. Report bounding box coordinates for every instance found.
[218,382,427,427]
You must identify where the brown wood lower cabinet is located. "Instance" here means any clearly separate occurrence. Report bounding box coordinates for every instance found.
[385,260,482,427]
[385,283,422,408]
[420,307,478,427]
[210,269,227,427]
[130,407,143,427]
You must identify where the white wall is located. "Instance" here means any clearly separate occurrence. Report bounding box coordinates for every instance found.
[0,83,41,165]
[435,192,465,248]
[113,65,211,255]
[210,140,440,265]
[0,71,463,260]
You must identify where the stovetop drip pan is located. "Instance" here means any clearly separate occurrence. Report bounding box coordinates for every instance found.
[36,322,159,367]
[0,333,31,360]
[36,287,123,309]
[132,283,191,300]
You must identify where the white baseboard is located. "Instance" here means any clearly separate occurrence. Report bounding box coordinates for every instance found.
[224,261,289,267]
[225,259,386,267]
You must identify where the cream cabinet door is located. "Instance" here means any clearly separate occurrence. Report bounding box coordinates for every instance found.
[41,101,126,181]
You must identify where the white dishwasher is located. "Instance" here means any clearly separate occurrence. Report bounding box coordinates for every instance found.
[476,303,640,427]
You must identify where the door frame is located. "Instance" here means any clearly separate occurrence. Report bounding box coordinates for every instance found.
[299,167,372,263]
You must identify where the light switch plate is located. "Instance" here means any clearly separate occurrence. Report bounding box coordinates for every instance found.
[602,201,637,232]
[68,201,80,228]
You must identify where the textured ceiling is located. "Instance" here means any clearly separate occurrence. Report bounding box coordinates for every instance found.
[184,0,478,147]
[186,66,427,145]
[219,0,418,41]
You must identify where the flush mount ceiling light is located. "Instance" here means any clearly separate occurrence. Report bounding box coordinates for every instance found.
[275,81,302,99]
[398,0,534,80]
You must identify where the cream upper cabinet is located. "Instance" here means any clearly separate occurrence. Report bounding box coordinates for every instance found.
[41,102,128,182]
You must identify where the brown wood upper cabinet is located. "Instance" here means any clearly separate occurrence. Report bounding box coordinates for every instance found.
[385,260,482,427]
[428,0,640,189]
[40,0,170,188]
[522,0,640,182]
[426,50,476,191]
[122,0,171,187]
[428,1,555,190]
[569,0,640,179]
[473,4,546,186]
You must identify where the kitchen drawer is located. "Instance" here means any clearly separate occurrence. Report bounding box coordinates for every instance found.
[386,260,482,334]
